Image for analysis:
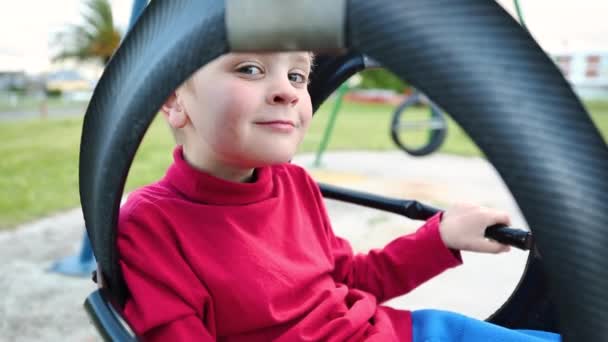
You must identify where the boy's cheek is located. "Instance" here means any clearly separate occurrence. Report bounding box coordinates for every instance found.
[300,112,313,130]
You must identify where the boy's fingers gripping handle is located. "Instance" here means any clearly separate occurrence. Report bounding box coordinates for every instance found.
[485,224,534,251]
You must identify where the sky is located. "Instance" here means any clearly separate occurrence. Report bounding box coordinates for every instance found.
[1,0,608,74]
[0,0,132,73]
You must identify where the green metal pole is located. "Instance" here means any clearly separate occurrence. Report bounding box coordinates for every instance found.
[513,0,527,29]
[313,83,349,167]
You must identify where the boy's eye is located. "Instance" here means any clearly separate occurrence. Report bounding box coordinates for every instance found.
[288,73,307,84]
[236,65,263,75]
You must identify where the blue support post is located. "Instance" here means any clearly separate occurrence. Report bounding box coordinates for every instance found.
[50,233,97,276]
[50,0,149,277]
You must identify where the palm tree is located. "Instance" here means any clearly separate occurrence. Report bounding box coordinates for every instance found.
[53,0,122,65]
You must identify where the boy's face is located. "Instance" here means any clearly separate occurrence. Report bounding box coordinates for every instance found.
[173,52,313,172]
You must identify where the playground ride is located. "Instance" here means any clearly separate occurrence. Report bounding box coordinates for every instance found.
[79,1,608,341]
[390,90,448,157]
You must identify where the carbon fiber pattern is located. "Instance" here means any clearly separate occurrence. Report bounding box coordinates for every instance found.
[348,0,608,340]
[80,0,228,304]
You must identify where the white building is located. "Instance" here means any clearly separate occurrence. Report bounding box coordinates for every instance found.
[552,50,608,100]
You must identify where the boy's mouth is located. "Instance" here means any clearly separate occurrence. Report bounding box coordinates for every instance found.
[254,120,297,132]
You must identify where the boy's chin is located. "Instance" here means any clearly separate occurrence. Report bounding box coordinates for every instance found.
[260,155,294,166]
[247,151,296,167]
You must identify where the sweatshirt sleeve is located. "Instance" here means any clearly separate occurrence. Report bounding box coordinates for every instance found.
[117,198,216,341]
[329,213,462,303]
[303,173,462,303]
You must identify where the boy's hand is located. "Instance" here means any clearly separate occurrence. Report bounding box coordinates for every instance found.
[439,202,511,254]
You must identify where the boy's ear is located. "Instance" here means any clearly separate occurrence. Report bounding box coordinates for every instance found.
[161,92,189,129]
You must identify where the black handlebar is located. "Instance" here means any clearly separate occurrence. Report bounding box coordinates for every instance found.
[319,182,534,251]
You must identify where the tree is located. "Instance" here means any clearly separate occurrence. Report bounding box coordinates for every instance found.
[53,0,122,65]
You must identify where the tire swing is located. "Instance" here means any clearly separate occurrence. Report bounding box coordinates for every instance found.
[79,1,608,341]
[390,90,448,156]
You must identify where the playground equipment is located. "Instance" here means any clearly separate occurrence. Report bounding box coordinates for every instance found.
[312,54,377,167]
[390,90,448,156]
[311,56,447,161]
[79,0,607,340]
[388,0,528,157]
[388,0,527,158]
[312,62,449,162]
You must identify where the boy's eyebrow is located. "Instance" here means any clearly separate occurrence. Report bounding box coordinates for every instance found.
[289,53,313,70]
[291,53,311,64]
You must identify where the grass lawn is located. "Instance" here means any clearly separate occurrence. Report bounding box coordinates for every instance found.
[1,100,607,230]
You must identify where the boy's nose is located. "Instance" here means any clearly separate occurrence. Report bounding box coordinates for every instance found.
[267,82,299,106]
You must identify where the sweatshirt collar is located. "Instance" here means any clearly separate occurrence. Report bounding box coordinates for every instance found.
[165,146,274,205]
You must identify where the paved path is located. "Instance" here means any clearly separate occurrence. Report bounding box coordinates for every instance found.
[0,151,529,341]
[0,106,86,122]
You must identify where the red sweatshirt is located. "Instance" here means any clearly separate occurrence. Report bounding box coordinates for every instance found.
[117,146,462,341]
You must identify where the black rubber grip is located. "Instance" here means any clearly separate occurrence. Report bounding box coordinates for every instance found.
[485,224,534,251]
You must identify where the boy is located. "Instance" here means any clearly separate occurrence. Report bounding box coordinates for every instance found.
[117,52,560,341]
